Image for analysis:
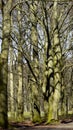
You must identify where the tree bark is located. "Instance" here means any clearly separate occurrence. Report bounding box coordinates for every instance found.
[48,0,62,122]
[0,0,12,128]
[17,5,23,119]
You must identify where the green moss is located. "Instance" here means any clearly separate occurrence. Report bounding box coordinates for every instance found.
[32,110,41,123]
[46,119,60,125]
[32,116,41,123]
[47,105,53,123]
[47,108,60,125]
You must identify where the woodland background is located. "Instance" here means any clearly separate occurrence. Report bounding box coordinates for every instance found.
[0,0,73,129]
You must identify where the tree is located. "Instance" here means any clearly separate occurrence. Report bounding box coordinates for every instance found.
[0,0,73,126]
[30,1,41,122]
[0,0,12,128]
[17,4,24,120]
[47,0,62,122]
[8,46,14,118]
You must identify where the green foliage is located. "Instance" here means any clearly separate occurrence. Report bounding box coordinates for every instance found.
[32,110,41,123]
[23,112,32,120]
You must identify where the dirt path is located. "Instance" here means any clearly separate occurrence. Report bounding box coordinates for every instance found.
[10,121,73,130]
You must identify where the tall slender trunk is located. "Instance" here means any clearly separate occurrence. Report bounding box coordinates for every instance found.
[8,46,14,117]
[17,5,23,119]
[30,2,41,122]
[31,26,40,121]
[0,0,12,128]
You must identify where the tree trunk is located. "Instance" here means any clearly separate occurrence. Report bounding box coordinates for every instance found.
[0,0,12,128]
[30,2,41,122]
[8,46,14,118]
[17,6,23,119]
[48,0,62,122]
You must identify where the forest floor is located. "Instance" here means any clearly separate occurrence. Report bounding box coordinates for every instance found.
[8,119,73,130]
[1,119,73,130]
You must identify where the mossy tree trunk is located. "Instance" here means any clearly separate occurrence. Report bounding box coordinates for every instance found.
[48,0,62,122]
[0,0,12,128]
[41,0,54,119]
